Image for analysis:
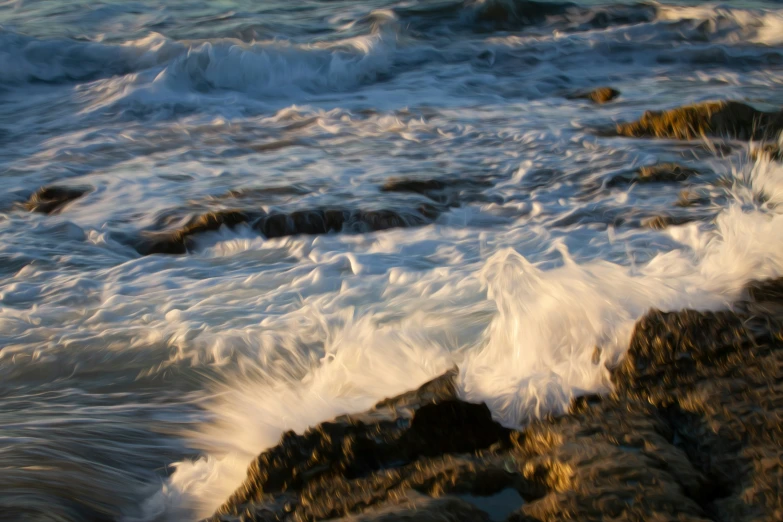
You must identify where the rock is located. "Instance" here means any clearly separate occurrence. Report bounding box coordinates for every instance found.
[214,185,311,201]
[211,368,517,521]
[568,87,621,105]
[507,398,712,522]
[381,178,447,195]
[135,210,253,255]
[750,143,783,162]
[133,205,441,256]
[616,101,783,140]
[210,281,783,522]
[610,301,783,522]
[338,492,492,522]
[608,162,701,186]
[641,215,697,229]
[380,176,493,206]
[637,163,700,182]
[475,0,571,28]
[675,189,711,208]
[24,185,90,214]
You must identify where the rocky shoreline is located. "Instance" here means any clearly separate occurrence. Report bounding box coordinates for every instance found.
[201,100,783,521]
[206,277,783,522]
[13,98,783,521]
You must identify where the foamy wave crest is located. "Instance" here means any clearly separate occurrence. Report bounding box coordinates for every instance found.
[460,151,783,425]
[87,26,398,114]
[461,207,783,425]
[656,4,783,45]
[0,30,184,85]
[135,314,454,520]
[161,38,393,95]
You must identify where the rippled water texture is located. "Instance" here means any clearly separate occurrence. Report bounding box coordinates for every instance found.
[2,0,783,520]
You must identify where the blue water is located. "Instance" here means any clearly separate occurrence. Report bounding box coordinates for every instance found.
[2,1,783,520]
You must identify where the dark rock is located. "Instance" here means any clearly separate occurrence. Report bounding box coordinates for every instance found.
[610,300,783,522]
[641,215,697,229]
[740,277,783,318]
[134,210,255,255]
[567,86,621,105]
[637,163,700,182]
[380,176,492,206]
[675,189,711,208]
[24,185,90,214]
[616,101,783,140]
[381,178,447,195]
[338,493,492,521]
[744,276,783,304]
[211,283,783,522]
[133,205,440,256]
[507,398,712,522]
[215,185,311,201]
[608,162,701,186]
[212,368,516,521]
[474,0,572,28]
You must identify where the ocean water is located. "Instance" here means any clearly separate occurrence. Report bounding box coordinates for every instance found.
[2,0,783,520]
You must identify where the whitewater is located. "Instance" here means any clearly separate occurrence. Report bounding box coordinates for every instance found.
[2,0,783,520]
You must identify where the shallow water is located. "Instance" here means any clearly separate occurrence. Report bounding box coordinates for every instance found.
[2,0,783,520]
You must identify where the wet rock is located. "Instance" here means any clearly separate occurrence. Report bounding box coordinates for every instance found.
[381,178,447,195]
[611,299,783,522]
[744,276,783,304]
[616,101,783,140]
[740,277,783,319]
[641,215,697,229]
[507,398,712,522]
[380,176,492,206]
[637,163,700,182]
[675,189,711,208]
[134,205,440,256]
[608,162,701,186]
[24,185,90,214]
[338,492,492,522]
[567,86,621,105]
[135,210,254,255]
[214,185,311,201]
[475,0,572,28]
[212,368,517,521]
[212,282,783,522]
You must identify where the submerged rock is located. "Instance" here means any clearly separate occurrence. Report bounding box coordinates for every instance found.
[616,101,783,140]
[641,215,697,229]
[381,178,447,195]
[24,185,90,214]
[135,210,252,255]
[380,176,492,206]
[134,205,440,256]
[567,86,621,105]
[211,281,783,522]
[637,163,700,182]
[675,189,711,208]
[608,162,701,186]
